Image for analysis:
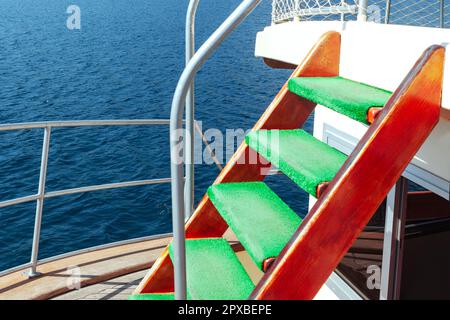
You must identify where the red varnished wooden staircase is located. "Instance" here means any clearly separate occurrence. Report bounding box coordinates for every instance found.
[132,31,444,300]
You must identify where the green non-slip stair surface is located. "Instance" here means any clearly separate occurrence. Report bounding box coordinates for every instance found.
[208,182,302,270]
[130,239,253,300]
[167,238,254,300]
[246,129,347,197]
[129,293,174,300]
[288,76,392,124]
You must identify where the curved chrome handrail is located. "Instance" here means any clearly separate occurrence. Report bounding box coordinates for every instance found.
[184,0,200,220]
[170,0,262,300]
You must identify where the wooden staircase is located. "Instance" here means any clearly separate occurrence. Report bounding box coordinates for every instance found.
[130,31,444,300]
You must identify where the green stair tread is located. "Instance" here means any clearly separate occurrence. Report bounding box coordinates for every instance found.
[288,76,392,124]
[128,293,174,300]
[246,129,347,197]
[168,238,254,300]
[208,182,301,270]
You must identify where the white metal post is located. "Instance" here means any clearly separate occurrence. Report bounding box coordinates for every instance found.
[293,0,300,22]
[380,177,408,300]
[357,0,369,21]
[385,0,391,24]
[28,126,51,277]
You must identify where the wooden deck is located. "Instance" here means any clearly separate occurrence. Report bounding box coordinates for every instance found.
[53,269,149,300]
[0,230,251,300]
[0,236,172,300]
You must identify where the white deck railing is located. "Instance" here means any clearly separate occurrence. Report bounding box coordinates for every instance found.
[386,0,446,28]
[272,0,360,23]
[272,0,447,27]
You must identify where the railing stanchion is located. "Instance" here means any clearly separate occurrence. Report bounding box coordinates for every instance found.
[357,0,368,21]
[294,0,300,22]
[28,126,51,277]
[184,0,201,221]
[385,0,391,24]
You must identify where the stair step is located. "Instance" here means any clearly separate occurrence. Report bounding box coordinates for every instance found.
[129,293,174,300]
[129,239,254,300]
[246,129,347,197]
[288,76,392,124]
[168,238,254,300]
[208,182,302,271]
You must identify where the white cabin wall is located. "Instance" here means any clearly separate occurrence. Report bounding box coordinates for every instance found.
[255,21,450,113]
[255,21,345,65]
[339,22,450,112]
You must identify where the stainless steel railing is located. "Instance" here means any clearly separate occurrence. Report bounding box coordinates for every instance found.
[0,119,174,277]
[171,0,262,300]
[0,118,221,279]
[184,0,200,221]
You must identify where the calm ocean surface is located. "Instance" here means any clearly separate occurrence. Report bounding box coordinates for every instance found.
[0,0,313,271]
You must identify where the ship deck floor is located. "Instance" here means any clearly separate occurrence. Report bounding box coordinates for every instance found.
[0,236,172,300]
[0,230,250,300]
[53,269,147,300]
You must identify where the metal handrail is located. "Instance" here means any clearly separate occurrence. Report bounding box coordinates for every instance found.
[0,119,173,277]
[0,179,172,209]
[184,0,200,220]
[44,178,172,199]
[0,178,171,209]
[0,119,171,131]
[170,0,262,300]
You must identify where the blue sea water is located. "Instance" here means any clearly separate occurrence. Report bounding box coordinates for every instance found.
[0,0,313,271]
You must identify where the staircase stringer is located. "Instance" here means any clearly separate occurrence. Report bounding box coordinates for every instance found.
[251,45,445,300]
